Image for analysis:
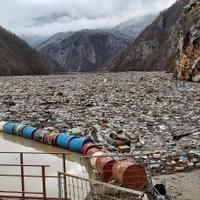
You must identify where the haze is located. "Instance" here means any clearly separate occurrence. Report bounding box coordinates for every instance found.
[0,0,176,36]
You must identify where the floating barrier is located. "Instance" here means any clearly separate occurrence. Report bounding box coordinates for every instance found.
[56,133,77,149]
[22,127,37,139]
[86,147,101,156]
[112,160,147,190]
[13,124,27,136]
[33,130,46,143]
[1,121,147,190]
[3,122,15,134]
[0,121,7,132]
[82,142,97,155]
[96,156,116,182]
[69,137,93,153]
[43,132,60,146]
[89,151,106,169]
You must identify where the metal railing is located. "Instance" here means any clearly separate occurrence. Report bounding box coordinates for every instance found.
[58,172,149,200]
[0,152,69,199]
[0,163,49,199]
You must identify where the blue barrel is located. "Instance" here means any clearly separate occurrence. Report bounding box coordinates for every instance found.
[56,133,77,149]
[33,130,46,143]
[3,122,15,134]
[69,137,93,153]
[22,127,37,139]
[13,124,27,136]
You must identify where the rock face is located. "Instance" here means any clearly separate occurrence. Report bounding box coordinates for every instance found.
[108,0,189,72]
[37,29,132,72]
[174,0,200,82]
[0,26,50,76]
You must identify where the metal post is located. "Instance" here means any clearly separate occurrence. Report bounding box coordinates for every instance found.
[147,156,155,197]
[42,166,47,199]
[62,154,67,199]
[58,172,62,200]
[20,153,25,199]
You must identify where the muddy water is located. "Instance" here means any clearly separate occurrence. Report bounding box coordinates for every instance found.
[0,132,91,198]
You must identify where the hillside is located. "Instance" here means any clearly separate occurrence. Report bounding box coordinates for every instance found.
[108,0,189,72]
[36,14,158,72]
[0,26,49,76]
[37,29,132,72]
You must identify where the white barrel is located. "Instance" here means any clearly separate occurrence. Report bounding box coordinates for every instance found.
[0,121,7,132]
[90,151,106,169]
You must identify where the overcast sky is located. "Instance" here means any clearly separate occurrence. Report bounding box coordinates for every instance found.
[0,0,176,36]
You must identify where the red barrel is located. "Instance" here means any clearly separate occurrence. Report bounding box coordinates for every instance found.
[89,151,105,169]
[82,142,97,155]
[112,160,147,190]
[96,156,116,182]
[86,147,101,157]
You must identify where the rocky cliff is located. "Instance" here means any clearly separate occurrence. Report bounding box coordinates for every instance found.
[173,0,200,82]
[0,26,50,76]
[108,0,189,72]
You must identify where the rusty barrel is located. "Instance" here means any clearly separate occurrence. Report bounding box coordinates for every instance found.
[49,132,60,145]
[82,142,97,155]
[96,156,116,182]
[86,147,101,157]
[43,131,60,145]
[43,131,50,144]
[89,151,105,169]
[112,160,147,190]
[33,130,46,143]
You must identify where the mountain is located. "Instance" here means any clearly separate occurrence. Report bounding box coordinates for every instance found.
[107,0,189,72]
[0,25,50,76]
[36,14,157,72]
[173,0,200,82]
[37,29,132,72]
[112,14,157,39]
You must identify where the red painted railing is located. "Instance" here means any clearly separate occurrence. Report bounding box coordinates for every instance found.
[0,152,69,199]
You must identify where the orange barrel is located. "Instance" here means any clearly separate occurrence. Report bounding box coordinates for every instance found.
[50,132,61,146]
[96,156,116,182]
[112,160,147,190]
[43,131,60,145]
[86,147,101,157]
[43,131,50,144]
[82,142,97,155]
[89,151,106,169]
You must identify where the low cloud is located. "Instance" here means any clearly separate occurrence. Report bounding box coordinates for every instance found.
[0,0,176,36]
